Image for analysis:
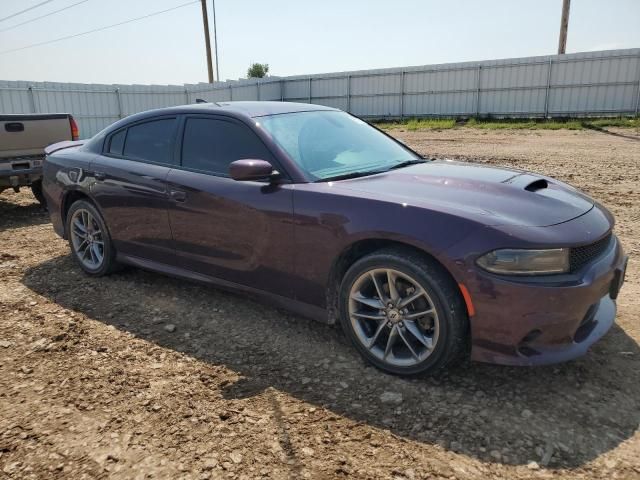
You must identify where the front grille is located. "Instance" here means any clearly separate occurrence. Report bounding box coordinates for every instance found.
[569,233,613,272]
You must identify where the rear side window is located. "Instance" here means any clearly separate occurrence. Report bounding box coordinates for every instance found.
[108,129,126,155]
[123,118,176,164]
[181,118,272,175]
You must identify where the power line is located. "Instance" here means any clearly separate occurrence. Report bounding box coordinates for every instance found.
[0,0,57,23]
[0,0,199,56]
[0,0,91,34]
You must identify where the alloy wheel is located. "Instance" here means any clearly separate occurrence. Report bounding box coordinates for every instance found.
[70,208,105,269]
[348,268,440,367]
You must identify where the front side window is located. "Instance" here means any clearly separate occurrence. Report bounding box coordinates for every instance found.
[259,111,419,181]
[181,118,272,175]
[122,118,176,164]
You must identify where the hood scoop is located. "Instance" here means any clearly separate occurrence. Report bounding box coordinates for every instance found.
[524,179,549,192]
[503,173,551,192]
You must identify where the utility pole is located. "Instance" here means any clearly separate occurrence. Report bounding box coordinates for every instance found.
[212,0,220,82]
[557,0,570,55]
[200,0,214,83]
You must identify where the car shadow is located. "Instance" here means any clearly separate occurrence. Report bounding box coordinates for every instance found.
[581,123,640,142]
[0,194,49,232]
[21,254,640,468]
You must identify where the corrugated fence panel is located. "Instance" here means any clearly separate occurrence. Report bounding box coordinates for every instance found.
[311,77,348,110]
[549,84,637,114]
[0,81,33,113]
[232,84,258,101]
[1,48,638,137]
[258,81,282,101]
[405,92,476,116]
[283,79,310,101]
[351,95,401,117]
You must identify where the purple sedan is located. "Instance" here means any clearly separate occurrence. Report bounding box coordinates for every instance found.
[42,102,627,375]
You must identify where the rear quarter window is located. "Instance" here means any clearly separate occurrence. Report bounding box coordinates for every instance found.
[108,129,126,155]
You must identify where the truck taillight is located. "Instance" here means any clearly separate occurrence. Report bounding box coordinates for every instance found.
[69,116,79,140]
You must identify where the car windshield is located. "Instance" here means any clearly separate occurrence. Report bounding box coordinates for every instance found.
[258,110,421,181]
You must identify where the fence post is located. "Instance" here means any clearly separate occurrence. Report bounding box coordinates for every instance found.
[400,71,405,119]
[115,88,123,118]
[308,77,312,104]
[280,79,284,102]
[544,58,553,118]
[257,81,261,101]
[229,84,233,101]
[28,86,37,113]
[634,54,640,116]
[475,66,481,117]
[346,74,351,113]
[184,88,189,105]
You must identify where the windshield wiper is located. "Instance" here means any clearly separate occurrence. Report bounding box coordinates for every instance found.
[385,159,427,171]
[315,171,379,182]
[315,159,427,182]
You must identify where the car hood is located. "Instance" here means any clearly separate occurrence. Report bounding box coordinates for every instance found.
[331,160,594,227]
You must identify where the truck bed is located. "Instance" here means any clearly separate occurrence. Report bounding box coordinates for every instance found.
[1,113,79,203]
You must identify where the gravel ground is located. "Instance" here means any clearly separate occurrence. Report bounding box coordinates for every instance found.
[0,127,638,479]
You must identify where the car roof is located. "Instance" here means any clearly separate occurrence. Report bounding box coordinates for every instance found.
[209,101,338,117]
[84,101,341,155]
[127,101,338,122]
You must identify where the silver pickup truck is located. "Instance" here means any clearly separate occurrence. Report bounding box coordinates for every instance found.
[1,113,79,205]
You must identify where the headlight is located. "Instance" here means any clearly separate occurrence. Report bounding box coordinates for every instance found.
[476,248,569,275]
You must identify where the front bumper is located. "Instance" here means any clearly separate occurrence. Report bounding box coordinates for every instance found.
[465,235,627,366]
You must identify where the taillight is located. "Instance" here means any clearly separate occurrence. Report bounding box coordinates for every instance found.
[69,115,79,140]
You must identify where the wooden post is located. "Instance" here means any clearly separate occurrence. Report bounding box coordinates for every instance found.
[200,0,214,83]
[558,0,571,54]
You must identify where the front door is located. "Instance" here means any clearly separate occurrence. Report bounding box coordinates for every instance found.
[166,115,295,298]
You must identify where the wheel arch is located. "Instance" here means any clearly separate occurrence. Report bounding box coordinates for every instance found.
[61,189,102,238]
[326,237,466,324]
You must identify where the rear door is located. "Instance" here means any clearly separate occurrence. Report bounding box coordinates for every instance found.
[166,115,295,298]
[89,116,177,263]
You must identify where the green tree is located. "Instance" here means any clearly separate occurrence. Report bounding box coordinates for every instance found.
[247,63,269,78]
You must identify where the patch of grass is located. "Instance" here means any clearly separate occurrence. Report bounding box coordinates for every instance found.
[375,118,456,130]
[586,117,640,128]
[406,118,456,130]
[375,116,640,131]
[466,118,584,130]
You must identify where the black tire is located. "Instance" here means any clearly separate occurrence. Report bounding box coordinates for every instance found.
[66,199,119,276]
[31,180,46,206]
[339,247,469,376]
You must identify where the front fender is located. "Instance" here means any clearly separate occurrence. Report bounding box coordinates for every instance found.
[291,186,482,309]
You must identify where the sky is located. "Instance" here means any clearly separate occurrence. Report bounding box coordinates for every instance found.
[0,0,638,85]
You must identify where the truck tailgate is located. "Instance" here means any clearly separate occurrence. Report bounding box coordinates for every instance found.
[1,114,73,159]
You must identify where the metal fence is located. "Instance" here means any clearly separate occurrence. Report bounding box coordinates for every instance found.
[1,48,639,138]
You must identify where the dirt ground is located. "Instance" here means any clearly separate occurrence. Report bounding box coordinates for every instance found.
[0,127,639,480]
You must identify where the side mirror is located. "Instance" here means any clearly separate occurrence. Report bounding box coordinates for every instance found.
[229,159,277,182]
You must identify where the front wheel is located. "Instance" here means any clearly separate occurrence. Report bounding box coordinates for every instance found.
[339,248,468,376]
[66,200,119,276]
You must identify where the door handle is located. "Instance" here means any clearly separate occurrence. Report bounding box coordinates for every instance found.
[169,189,187,202]
[5,122,24,132]
[93,171,106,181]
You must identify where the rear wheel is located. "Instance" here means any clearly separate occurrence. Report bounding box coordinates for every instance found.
[30,180,46,206]
[66,200,119,276]
[339,248,468,376]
